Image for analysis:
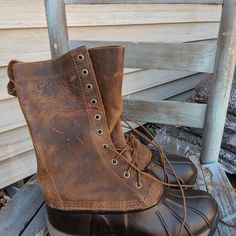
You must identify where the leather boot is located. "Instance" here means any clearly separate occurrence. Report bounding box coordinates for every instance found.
[89,46,197,185]
[8,46,219,236]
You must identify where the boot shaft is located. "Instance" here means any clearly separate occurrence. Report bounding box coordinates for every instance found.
[8,46,162,211]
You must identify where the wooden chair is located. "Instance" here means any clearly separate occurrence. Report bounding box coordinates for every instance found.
[44,0,236,164]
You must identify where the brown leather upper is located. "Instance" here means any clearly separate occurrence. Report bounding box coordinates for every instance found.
[88,46,152,170]
[7,46,163,211]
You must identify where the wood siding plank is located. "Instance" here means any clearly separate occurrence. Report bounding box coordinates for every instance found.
[0,67,10,100]
[0,1,222,29]
[65,0,223,4]
[0,126,32,162]
[0,151,37,189]
[0,98,25,133]
[65,4,222,26]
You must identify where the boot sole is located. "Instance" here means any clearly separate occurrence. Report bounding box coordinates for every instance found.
[46,209,219,236]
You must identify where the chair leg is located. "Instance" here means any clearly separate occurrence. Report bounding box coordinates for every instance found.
[44,0,69,58]
[201,0,236,164]
[201,75,232,164]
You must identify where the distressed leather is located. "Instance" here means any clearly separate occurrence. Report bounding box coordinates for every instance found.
[7,46,163,211]
[89,46,152,170]
[88,46,197,182]
[7,47,197,183]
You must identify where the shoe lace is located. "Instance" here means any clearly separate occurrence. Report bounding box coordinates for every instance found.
[104,114,236,236]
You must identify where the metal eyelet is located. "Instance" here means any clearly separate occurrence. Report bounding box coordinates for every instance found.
[123,171,131,179]
[111,158,118,165]
[90,99,97,105]
[96,129,103,135]
[86,84,93,90]
[102,144,109,150]
[77,54,85,61]
[95,114,101,120]
[82,69,89,76]
[136,182,142,189]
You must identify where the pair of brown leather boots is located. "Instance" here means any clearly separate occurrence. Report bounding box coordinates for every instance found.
[8,45,219,236]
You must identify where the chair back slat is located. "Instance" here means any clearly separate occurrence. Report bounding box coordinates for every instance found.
[123,99,207,128]
[69,40,217,73]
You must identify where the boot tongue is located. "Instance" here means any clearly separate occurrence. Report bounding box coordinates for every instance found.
[89,46,124,133]
[89,46,151,169]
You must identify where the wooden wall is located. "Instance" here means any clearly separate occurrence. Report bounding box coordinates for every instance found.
[0,0,221,188]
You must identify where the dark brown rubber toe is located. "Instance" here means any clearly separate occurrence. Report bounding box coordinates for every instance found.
[147,150,197,185]
[47,188,219,236]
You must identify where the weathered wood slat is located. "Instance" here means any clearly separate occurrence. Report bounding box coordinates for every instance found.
[0,23,219,67]
[0,150,37,189]
[0,98,25,133]
[202,163,236,235]
[65,0,223,4]
[125,73,205,100]
[0,68,10,100]
[0,126,32,162]
[123,99,207,128]
[0,177,44,236]
[123,70,195,96]
[21,204,47,236]
[166,90,193,102]
[70,40,217,72]
[0,1,221,29]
